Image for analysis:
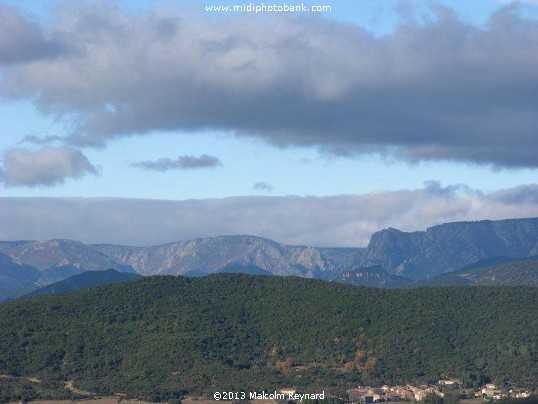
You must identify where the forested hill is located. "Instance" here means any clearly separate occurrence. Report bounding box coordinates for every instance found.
[0,275,536,401]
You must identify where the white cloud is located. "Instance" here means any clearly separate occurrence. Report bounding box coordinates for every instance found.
[0,183,536,247]
[0,147,99,187]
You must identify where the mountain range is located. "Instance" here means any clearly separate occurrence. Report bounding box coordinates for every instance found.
[92,235,344,278]
[359,218,538,279]
[1,217,536,298]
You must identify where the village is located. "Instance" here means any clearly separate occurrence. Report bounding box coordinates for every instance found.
[344,379,533,403]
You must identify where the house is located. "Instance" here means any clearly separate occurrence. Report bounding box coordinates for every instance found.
[414,388,444,402]
[438,379,461,387]
[384,386,414,401]
[482,384,497,398]
[481,384,506,399]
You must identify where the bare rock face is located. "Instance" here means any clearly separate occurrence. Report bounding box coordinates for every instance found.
[0,239,126,271]
[359,218,538,279]
[1,218,536,286]
[93,235,353,278]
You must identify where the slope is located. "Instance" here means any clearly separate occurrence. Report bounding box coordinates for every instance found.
[21,269,143,298]
[413,261,538,287]
[333,265,411,288]
[0,275,535,401]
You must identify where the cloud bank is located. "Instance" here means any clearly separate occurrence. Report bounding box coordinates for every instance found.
[131,154,222,171]
[0,147,98,187]
[0,6,69,65]
[1,3,537,168]
[1,183,536,247]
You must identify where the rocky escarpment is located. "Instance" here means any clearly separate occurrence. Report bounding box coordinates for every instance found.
[93,235,357,278]
[0,239,130,272]
[359,218,538,279]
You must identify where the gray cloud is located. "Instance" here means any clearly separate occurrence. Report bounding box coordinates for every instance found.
[422,180,474,198]
[0,6,70,65]
[19,134,66,145]
[252,181,273,192]
[490,183,538,204]
[1,3,537,168]
[131,154,222,171]
[0,183,536,247]
[0,147,99,187]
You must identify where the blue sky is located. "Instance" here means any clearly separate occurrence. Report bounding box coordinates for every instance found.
[0,0,537,246]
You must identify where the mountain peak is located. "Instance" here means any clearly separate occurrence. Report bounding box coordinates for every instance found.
[1,218,536,287]
[361,217,538,279]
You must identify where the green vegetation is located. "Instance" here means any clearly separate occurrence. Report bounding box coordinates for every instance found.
[0,377,77,403]
[412,261,538,287]
[0,274,536,401]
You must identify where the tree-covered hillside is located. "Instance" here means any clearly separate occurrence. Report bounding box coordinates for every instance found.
[412,261,538,287]
[0,275,536,401]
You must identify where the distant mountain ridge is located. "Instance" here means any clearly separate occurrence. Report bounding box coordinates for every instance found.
[0,239,135,273]
[92,235,355,278]
[358,218,538,279]
[22,269,142,298]
[410,260,538,287]
[0,253,41,288]
[333,258,538,288]
[0,240,138,300]
[1,218,537,288]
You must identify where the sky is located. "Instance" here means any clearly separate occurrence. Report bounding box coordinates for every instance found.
[0,0,537,247]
